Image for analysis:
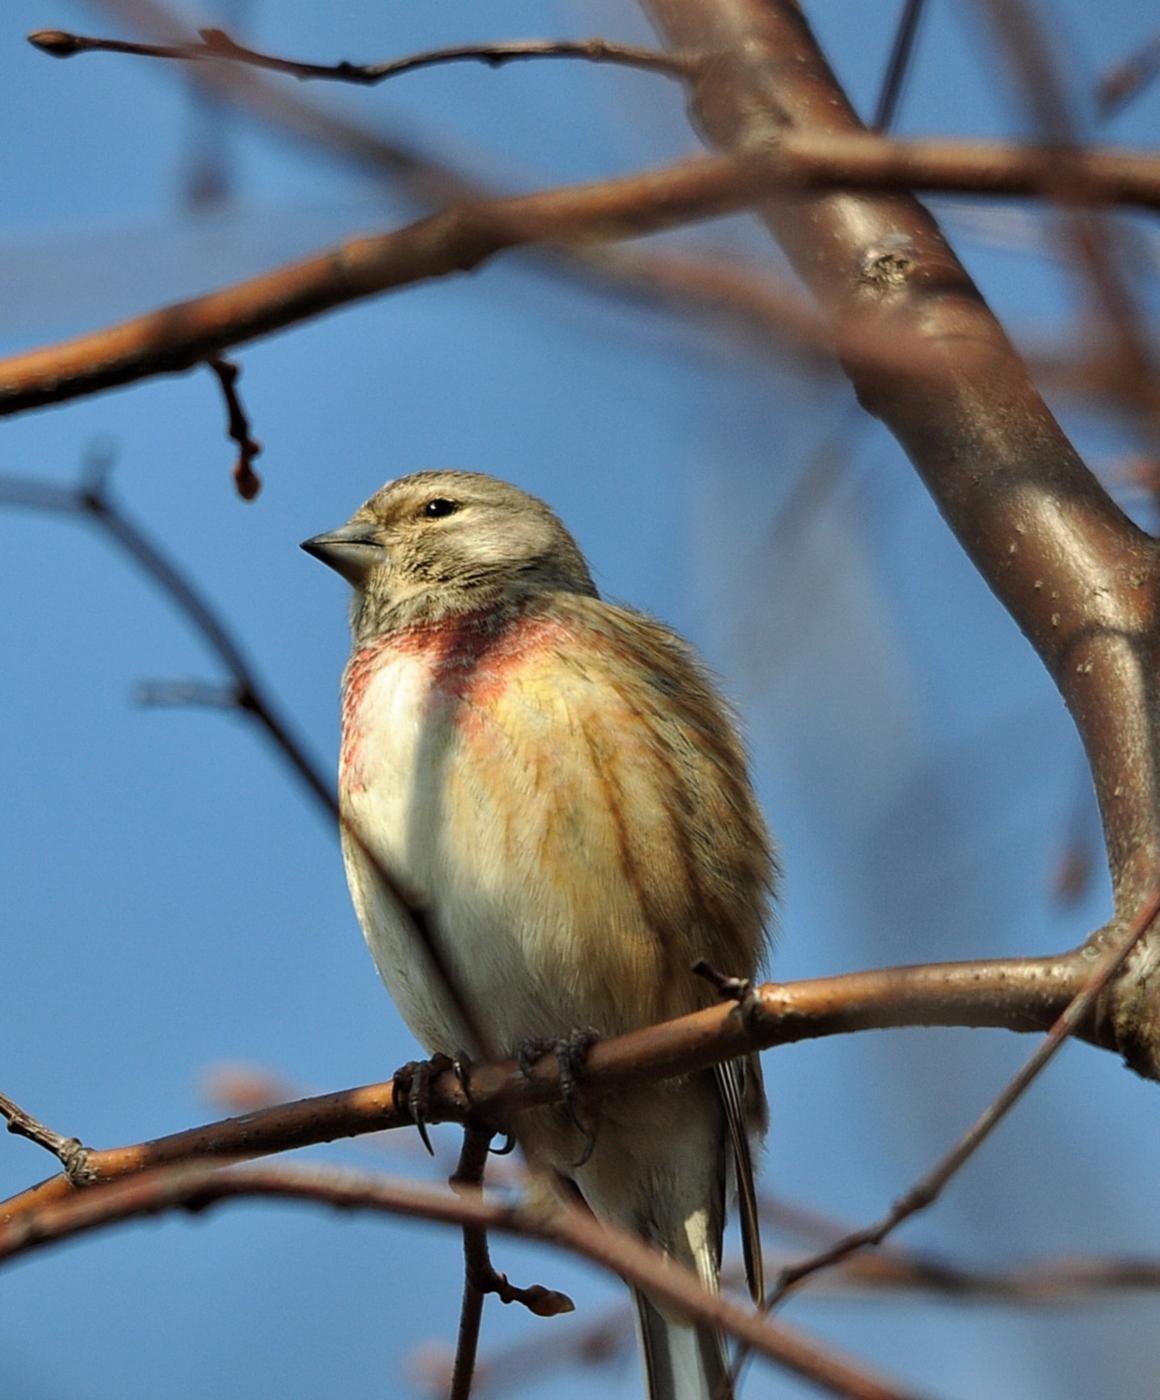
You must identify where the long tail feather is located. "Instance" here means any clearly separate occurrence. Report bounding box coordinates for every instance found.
[633,1289,733,1400]
[714,1059,764,1302]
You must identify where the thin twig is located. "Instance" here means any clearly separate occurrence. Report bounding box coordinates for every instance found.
[206,356,262,500]
[0,1093,94,1183]
[449,1128,491,1400]
[871,0,927,132]
[445,1129,572,1400]
[766,881,1160,1309]
[28,28,694,86]
[0,470,489,1060]
[1098,30,1160,119]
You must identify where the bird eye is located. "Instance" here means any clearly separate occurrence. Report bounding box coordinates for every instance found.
[422,498,459,519]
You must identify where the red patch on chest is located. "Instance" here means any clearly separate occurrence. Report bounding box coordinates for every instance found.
[340,607,571,781]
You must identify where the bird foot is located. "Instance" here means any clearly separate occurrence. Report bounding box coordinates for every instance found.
[392,1052,457,1156]
[517,1026,601,1166]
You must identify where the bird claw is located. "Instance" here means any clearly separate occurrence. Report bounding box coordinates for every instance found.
[393,1053,455,1156]
[516,1026,601,1167]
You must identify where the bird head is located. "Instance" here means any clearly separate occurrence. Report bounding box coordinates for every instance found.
[302,470,596,641]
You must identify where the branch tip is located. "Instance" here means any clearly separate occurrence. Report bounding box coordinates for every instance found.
[27,30,82,58]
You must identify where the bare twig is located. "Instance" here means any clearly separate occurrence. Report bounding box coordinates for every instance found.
[446,1130,573,1400]
[766,881,1160,1309]
[28,28,693,86]
[206,356,262,500]
[1098,30,1160,118]
[871,0,927,132]
[0,1093,94,1183]
[0,1161,924,1400]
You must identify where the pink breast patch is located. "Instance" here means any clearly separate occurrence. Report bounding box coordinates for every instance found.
[340,607,572,778]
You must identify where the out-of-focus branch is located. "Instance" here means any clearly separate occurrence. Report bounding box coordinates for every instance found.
[0,151,768,417]
[29,27,693,85]
[0,1164,922,1400]
[6,132,1160,419]
[638,0,1160,1080]
[430,1248,1160,1398]
[977,0,1160,439]
[1099,31,1160,118]
[765,883,1160,1310]
[870,0,927,132]
[64,0,1152,409]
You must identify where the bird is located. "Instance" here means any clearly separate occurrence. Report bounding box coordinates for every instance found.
[303,471,775,1400]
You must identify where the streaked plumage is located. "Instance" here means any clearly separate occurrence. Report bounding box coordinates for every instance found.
[304,471,776,1400]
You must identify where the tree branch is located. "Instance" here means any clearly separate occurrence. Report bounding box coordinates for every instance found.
[766,884,1160,1310]
[638,0,1160,1078]
[4,132,1159,420]
[28,28,694,86]
[0,152,769,416]
[0,1161,925,1400]
[0,948,1129,1226]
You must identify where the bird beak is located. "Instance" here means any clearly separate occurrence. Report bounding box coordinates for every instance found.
[300,522,385,586]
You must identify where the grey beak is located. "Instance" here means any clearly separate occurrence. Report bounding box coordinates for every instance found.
[300,522,384,586]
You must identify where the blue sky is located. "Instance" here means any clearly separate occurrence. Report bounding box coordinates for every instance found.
[3,2,1160,1397]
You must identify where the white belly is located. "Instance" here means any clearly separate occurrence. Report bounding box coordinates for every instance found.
[339,649,592,1057]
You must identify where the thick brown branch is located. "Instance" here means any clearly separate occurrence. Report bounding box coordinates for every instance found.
[0,1162,923,1400]
[0,953,1107,1224]
[639,0,1160,1075]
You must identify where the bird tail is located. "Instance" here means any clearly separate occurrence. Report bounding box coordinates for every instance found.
[632,1289,733,1400]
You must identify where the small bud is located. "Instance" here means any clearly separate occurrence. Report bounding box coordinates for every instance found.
[28,30,83,57]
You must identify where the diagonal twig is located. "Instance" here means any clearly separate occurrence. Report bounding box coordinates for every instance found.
[0,469,490,1061]
[871,0,927,132]
[0,1093,94,1184]
[765,880,1160,1310]
[1097,30,1160,119]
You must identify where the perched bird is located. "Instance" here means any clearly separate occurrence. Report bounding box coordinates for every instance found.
[303,471,775,1400]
